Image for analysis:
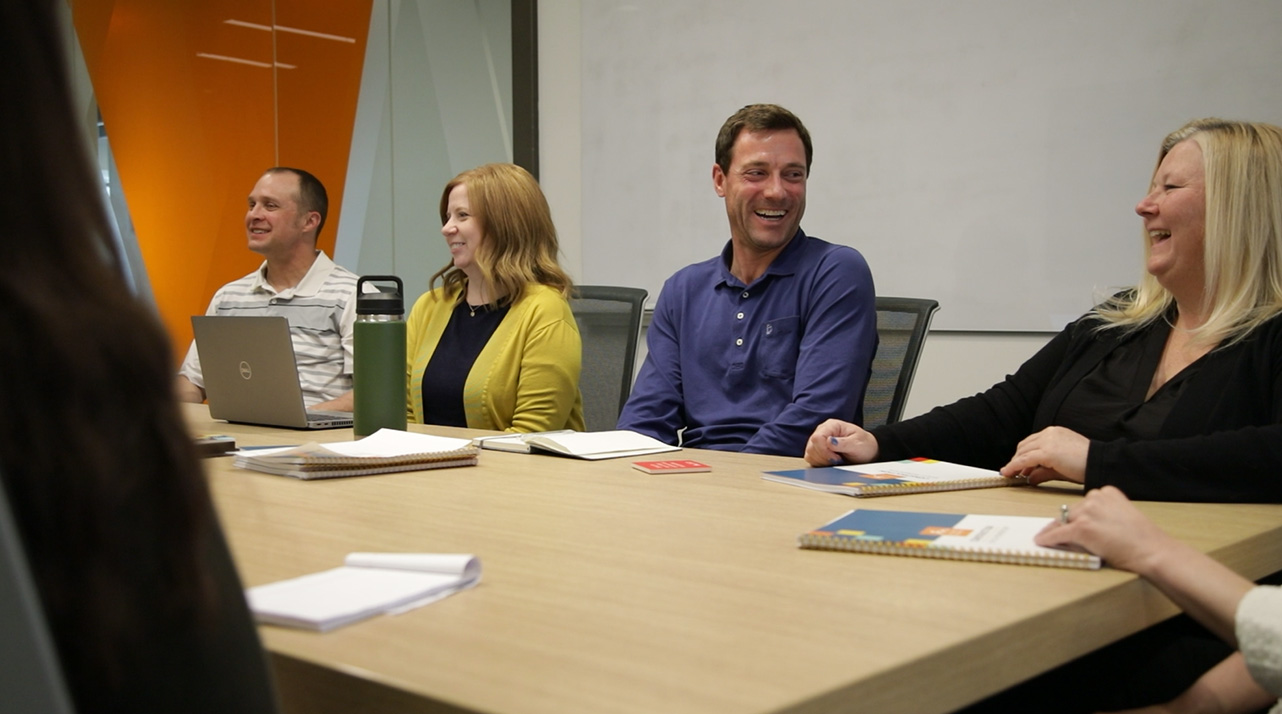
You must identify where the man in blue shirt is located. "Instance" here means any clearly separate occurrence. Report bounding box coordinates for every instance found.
[616,104,877,456]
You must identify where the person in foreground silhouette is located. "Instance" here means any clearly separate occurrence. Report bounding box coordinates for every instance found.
[0,2,278,711]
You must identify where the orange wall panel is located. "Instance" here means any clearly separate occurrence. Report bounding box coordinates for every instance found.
[71,0,371,362]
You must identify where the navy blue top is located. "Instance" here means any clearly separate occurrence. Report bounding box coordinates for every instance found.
[617,229,877,456]
[420,301,510,427]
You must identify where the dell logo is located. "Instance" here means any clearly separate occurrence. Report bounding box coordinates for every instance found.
[239,361,252,380]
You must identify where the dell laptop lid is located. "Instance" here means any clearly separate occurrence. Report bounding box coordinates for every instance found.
[191,316,353,429]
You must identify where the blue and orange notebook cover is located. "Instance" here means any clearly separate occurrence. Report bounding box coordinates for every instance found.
[799,509,1101,569]
[763,457,1021,498]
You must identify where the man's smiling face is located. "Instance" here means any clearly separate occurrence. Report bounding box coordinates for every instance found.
[713,128,808,258]
[245,171,313,257]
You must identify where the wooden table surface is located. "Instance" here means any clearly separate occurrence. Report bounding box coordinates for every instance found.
[186,404,1282,714]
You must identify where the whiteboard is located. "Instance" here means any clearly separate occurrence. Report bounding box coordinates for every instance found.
[579,0,1282,330]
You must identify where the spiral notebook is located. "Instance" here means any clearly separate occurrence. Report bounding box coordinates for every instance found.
[233,429,478,479]
[799,509,1101,570]
[764,458,1022,498]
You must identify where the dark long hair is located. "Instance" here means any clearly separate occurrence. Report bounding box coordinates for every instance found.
[0,0,216,697]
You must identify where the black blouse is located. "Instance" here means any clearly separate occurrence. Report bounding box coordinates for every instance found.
[1054,321,1198,442]
[870,311,1282,503]
[419,301,511,427]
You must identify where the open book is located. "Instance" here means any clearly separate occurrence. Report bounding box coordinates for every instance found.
[471,430,575,453]
[764,458,1022,498]
[246,553,482,631]
[799,509,1100,570]
[233,429,478,479]
[476,430,679,460]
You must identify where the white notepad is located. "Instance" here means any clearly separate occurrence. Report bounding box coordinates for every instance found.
[246,553,481,631]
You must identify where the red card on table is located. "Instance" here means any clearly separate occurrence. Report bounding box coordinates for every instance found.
[631,459,711,474]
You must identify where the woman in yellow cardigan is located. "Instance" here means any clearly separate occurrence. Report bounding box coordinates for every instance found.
[407,163,585,431]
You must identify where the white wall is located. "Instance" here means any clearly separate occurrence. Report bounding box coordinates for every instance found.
[573,1,1282,331]
[538,0,1055,419]
[537,0,582,279]
[902,332,1050,419]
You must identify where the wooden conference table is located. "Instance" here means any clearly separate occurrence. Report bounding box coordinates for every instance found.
[185,404,1282,714]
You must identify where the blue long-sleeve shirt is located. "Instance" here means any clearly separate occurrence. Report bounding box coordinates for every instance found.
[617,230,877,456]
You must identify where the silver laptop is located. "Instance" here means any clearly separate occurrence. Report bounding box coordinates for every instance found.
[191,316,353,429]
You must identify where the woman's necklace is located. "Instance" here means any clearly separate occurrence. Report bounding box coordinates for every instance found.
[465,280,492,317]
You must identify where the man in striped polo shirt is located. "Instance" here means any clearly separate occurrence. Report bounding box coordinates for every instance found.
[176,167,361,411]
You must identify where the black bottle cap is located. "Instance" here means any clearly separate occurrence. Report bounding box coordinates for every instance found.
[356,275,404,315]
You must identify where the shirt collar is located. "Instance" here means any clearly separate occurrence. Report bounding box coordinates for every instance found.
[717,228,806,289]
[249,250,332,297]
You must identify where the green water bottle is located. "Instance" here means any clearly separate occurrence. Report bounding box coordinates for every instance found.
[353,275,407,437]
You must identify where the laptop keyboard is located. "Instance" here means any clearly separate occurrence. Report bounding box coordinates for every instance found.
[306,410,353,419]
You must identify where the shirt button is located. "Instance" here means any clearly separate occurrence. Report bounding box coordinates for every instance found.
[742,291,750,298]
[736,312,744,320]
[735,338,744,346]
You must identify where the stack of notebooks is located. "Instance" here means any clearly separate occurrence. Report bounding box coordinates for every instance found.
[234,429,478,479]
[767,458,1099,570]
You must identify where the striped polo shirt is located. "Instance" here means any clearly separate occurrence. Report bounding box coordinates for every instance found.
[178,252,360,406]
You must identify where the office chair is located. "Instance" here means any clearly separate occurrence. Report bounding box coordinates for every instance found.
[570,286,648,432]
[862,297,940,429]
[0,470,76,714]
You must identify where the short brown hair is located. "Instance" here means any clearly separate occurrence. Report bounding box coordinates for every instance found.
[264,167,328,240]
[715,104,813,175]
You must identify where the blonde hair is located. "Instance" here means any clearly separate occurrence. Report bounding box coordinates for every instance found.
[431,163,572,306]
[1095,118,1282,347]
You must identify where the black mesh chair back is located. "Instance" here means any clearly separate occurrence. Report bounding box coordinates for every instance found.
[863,297,940,429]
[570,286,648,432]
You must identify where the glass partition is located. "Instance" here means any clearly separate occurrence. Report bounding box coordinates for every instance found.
[67,0,533,358]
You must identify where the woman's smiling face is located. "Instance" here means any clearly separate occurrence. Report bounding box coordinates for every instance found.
[1136,139,1206,300]
[441,183,484,277]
